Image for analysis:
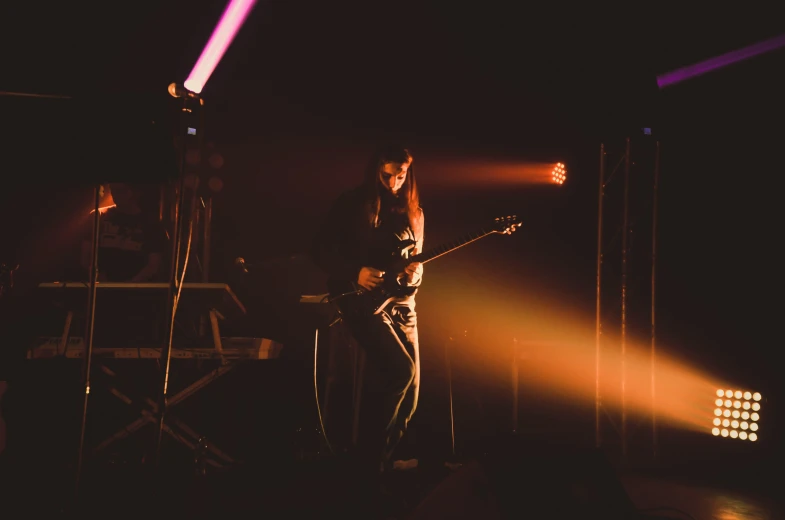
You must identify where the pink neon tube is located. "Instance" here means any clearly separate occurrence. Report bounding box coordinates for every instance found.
[184,0,258,94]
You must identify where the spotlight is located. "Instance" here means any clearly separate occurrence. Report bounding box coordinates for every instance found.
[551,163,567,185]
[712,388,762,440]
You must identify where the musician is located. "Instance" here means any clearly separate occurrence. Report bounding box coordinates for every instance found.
[81,183,167,282]
[313,146,424,482]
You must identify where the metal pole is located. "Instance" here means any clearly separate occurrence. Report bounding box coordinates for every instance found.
[202,198,212,282]
[447,338,456,457]
[595,144,605,448]
[651,141,660,458]
[621,137,630,459]
[75,184,101,498]
[512,337,518,435]
[159,184,165,223]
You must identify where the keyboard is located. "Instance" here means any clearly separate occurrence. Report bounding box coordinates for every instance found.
[28,336,282,360]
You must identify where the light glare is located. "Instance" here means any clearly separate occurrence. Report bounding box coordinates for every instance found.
[712,427,720,436]
[749,433,757,441]
[753,392,761,401]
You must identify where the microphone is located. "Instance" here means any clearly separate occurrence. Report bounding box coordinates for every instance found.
[168,83,200,99]
[235,257,250,273]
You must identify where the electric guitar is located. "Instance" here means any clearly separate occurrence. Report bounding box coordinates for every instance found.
[329,215,522,318]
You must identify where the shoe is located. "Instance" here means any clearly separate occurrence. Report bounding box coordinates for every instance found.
[392,458,418,471]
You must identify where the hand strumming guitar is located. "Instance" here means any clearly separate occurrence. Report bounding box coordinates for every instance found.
[358,266,385,290]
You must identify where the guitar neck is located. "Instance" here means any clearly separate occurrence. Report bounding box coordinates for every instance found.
[411,228,495,265]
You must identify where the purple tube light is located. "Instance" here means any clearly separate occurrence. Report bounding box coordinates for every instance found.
[656,33,785,89]
[184,0,258,94]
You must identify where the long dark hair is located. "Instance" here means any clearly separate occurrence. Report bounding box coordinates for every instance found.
[362,145,422,240]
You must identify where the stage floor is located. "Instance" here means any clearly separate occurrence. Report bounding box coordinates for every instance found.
[621,472,783,520]
[3,448,782,519]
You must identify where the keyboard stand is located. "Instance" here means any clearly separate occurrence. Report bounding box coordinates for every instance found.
[33,282,248,467]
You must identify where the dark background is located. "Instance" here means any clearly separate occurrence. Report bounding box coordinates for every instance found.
[1,1,783,469]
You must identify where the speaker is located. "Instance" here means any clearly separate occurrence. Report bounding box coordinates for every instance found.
[409,446,637,520]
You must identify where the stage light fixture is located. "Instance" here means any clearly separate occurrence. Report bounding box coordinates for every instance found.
[712,388,761,441]
[551,163,566,185]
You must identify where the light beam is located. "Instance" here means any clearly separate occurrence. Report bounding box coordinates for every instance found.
[184,0,258,94]
[656,33,785,89]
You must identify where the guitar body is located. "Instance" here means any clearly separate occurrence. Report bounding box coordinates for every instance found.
[329,241,417,319]
[327,215,522,319]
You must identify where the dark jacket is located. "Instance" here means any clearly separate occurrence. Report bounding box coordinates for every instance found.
[312,186,424,296]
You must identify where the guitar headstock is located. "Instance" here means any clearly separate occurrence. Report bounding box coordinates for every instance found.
[491,215,522,235]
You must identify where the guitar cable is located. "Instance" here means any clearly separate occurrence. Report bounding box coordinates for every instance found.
[311,290,362,457]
